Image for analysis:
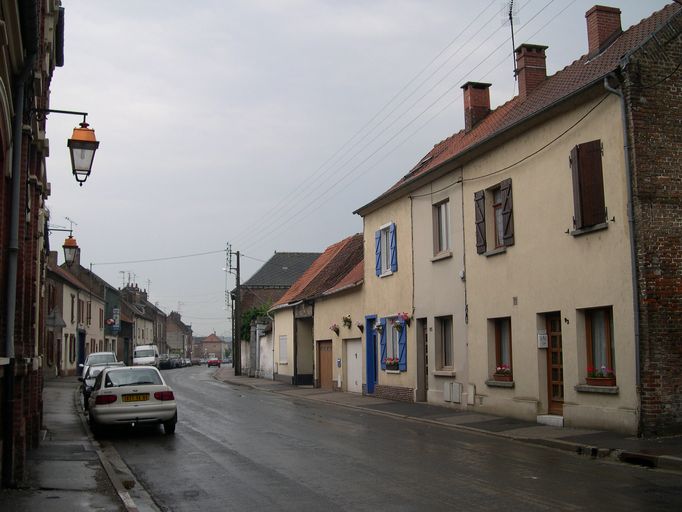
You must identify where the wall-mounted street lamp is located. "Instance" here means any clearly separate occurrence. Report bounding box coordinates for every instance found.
[48,226,79,267]
[33,109,100,186]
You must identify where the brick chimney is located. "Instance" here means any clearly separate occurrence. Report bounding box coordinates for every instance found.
[461,81,491,132]
[515,44,548,101]
[586,5,622,57]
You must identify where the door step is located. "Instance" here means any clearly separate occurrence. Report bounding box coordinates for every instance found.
[537,414,564,427]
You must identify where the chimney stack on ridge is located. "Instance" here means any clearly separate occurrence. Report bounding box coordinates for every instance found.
[461,81,491,132]
[515,44,548,101]
[586,5,622,57]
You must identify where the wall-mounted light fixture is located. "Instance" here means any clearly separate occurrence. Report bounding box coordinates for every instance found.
[33,109,100,186]
[47,226,79,267]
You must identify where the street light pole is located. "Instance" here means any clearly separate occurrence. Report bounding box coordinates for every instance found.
[234,251,241,376]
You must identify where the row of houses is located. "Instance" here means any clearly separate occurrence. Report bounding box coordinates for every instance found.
[45,245,193,375]
[242,3,682,437]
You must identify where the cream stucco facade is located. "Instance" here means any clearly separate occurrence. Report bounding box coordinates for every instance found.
[313,287,364,392]
[361,197,416,398]
[411,170,469,407]
[460,93,638,433]
[271,307,295,382]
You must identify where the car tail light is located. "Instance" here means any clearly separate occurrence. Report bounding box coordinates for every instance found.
[95,395,117,405]
[154,390,175,401]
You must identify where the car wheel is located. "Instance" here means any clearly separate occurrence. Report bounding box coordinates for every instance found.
[163,414,177,435]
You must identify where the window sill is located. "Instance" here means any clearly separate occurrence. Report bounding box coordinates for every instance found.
[433,370,456,378]
[485,379,514,388]
[431,251,452,263]
[484,247,506,258]
[278,362,288,366]
[378,270,394,279]
[570,222,608,237]
[575,384,619,394]
[385,369,401,374]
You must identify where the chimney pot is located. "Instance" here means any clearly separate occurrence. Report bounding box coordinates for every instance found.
[461,81,491,132]
[515,44,548,100]
[585,5,622,56]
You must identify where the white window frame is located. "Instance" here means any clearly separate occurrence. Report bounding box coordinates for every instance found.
[278,335,288,364]
[435,201,451,254]
[436,315,453,369]
[379,223,391,276]
[387,319,400,359]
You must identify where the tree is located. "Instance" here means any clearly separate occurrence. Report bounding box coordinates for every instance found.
[240,303,271,341]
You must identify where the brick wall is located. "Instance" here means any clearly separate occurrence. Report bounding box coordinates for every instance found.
[624,12,682,436]
[369,384,415,403]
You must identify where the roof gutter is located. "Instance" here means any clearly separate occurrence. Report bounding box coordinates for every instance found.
[268,300,302,313]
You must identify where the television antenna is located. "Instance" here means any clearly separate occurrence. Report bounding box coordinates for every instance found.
[501,1,520,82]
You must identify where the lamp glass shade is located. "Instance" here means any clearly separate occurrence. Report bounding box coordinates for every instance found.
[67,124,99,183]
[62,236,79,267]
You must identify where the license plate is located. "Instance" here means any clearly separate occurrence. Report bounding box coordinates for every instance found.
[123,393,149,402]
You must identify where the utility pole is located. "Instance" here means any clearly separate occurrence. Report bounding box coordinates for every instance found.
[226,244,242,375]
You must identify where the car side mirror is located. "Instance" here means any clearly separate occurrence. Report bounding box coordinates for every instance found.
[78,377,83,382]
[78,363,84,368]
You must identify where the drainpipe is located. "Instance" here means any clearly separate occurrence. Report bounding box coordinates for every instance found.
[2,52,36,488]
[603,73,641,392]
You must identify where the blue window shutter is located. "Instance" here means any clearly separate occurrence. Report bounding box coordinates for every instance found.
[375,230,382,276]
[389,223,398,272]
[398,321,407,371]
[380,319,387,370]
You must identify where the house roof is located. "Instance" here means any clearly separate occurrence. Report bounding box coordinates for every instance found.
[47,261,92,294]
[356,3,681,215]
[242,252,322,288]
[323,260,364,297]
[273,234,364,308]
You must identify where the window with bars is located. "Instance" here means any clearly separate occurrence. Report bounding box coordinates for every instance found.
[436,316,453,369]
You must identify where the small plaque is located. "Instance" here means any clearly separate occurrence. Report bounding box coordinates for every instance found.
[537,330,548,349]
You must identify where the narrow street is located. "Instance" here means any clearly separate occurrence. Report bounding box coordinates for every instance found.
[95,366,682,512]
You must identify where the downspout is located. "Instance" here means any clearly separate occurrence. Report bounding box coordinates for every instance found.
[2,51,36,487]
[603,73,641,391]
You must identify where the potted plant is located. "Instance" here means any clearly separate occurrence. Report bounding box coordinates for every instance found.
[493,364,513,382]
[385,357,399,371]
[374,323,383,334]
[330,323,340,335]
[342,314,352,328]
[356,322,364,333]
[586,366,616,386]
[397,311,411,326]
[392,318,403,333]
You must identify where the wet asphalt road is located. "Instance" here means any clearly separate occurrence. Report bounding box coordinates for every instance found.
[99,365,682,511]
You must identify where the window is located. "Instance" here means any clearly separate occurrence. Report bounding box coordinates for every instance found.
[475,178,514,254]
[585,307,614,374]
[375,223,398,276]
[379,317,407,371]
[495,317,512,370]
[78,299,84,324]
[86,302,92,326]
[99,308,104,329]
[570,140,606,230]
[436,316,453,369]
[279,335,288,364]
[70,295,75,323]
[69,334,76,363]
[434,201,451,254]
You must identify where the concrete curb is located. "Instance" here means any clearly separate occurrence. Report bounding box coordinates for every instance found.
[213,372,682,474]
[74,388,146,512]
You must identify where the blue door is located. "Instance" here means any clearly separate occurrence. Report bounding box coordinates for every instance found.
[365,316,377,394]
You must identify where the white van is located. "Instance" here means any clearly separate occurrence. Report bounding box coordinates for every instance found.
[133,344,160,368]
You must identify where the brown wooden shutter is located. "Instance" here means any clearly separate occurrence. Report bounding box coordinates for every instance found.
[500,178,514,246]
[571,140,605,229]
[474,190,486,254]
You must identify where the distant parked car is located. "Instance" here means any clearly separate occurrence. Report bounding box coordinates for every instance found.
[79,351,117,378]
[169,355,181,369]
[207,357,221,368]
[88,366,177,435]
[79,361,125,410]
[159,354,172,370]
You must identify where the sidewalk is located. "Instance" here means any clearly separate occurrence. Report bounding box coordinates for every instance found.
[0,376,126,511]
[214,366,682,472]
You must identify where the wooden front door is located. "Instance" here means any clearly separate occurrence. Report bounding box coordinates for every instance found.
[318,341,333,390]
[546,314,564,415]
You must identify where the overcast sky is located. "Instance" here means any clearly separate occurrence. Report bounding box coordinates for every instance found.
[46,0,669,337]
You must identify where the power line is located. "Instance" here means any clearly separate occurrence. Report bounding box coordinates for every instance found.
[93,248,226,266]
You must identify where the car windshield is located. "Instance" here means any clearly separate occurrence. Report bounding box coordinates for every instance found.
[87,353,116,365]
[134,349,155,358]
[105,369,162,387]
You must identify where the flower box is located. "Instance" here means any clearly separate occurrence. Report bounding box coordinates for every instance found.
[493,373,513,382]
[586,376,616,387]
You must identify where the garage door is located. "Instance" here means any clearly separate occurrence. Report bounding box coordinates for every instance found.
[345,339,362,393]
